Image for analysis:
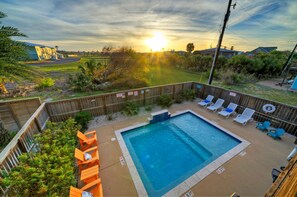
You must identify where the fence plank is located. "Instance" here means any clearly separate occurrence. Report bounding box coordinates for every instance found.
[0,98,41,131]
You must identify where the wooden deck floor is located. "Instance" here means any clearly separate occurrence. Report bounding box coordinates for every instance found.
[91,101,296,196]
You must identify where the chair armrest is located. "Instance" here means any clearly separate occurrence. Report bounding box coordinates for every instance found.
[85,130,96,135]
[83,138,96,143]
[267,127,277,132]
[84,146,98,153]
[81,157,99,165]
[81,178,101,191]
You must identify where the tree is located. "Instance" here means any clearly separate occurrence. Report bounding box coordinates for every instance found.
[0,11,34,94]
[186,43,195,54]
[0,11,27,63]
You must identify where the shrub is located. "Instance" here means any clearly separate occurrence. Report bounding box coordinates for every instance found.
[144,105,152,111]
[157,94,173,108]
[174,95,183,104]
[0,121,17,147]
[74,111,92,130]
[111,77,148,89]
[204,69,219,80]
[122,101,139,116]
[68,73,94,92]
[3,119,80,197]
[221,69,244,85]
[181,89,196,101]
[106,112,115,121]
[37,77,55,89]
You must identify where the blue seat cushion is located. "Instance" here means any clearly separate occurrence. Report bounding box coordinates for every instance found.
[204,99,210,103]
[82,191,93,197]
[226,108,233,113]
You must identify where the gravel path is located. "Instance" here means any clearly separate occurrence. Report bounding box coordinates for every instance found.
[87,105,164,130]
[28,58,80,66]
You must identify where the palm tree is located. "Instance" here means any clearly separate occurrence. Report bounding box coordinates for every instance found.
[0,11,37,94]
[186,43,195,54]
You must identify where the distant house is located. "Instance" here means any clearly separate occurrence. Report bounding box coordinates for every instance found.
[193,48,242,58]
[24,42,58,60]
[247,47,277,56]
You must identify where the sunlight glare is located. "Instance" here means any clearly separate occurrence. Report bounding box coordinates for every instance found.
[145,32,167,52]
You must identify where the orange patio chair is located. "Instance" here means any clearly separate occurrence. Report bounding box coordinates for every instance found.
[77,130,97,150]
[75,146,100,172]
[69,178,103,197]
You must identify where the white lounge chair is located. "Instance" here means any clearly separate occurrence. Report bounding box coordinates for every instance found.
[198,95,214,107]
[218,103,238,118]
[233,108,255,126]
[207,98,224,112]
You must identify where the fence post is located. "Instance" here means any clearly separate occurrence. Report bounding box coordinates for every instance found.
[34,118,42,133]
[102,96,107,115]
[143,89,146,106]
[172,85,175,99]
[191,82,194,90]
[77,99,82,111]
[44,103,52,122]
[7,103,22,129]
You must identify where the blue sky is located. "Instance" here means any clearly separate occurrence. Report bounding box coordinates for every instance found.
[1,0,296,52]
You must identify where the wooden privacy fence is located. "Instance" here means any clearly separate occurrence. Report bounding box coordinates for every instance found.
[0,98,41,131]
[194,82,297,136]
[0,103,49,195]
[45,82,194,122]
[46,81,297,136]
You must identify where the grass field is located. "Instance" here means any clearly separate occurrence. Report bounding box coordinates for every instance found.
[32,58,86,73]
[146,66,207,86]
[217,82,297,106]
[27,59,297,106]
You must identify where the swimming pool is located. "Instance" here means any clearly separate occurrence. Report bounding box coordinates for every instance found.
[116,110,250,197]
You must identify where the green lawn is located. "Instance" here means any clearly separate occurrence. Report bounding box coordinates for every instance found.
[146,66,206,86]
[216,82,297,106]
[32,57,109,74]
[32,59,85,73]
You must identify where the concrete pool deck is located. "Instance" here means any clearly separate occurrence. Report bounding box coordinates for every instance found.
[91,101,296,196]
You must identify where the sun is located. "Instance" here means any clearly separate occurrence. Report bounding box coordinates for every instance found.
[145,32,167,52]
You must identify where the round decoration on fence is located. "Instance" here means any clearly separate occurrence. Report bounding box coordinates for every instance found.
[262,104,276,113]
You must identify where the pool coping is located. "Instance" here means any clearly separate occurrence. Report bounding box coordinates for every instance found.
[115,109,250,197]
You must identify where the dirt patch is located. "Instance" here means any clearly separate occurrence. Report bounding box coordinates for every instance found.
[257,78,291,91]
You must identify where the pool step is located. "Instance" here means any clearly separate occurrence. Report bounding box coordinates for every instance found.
[170,123,212,160]
[148,110,171,124]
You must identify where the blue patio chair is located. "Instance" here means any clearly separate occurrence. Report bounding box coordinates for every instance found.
[267,128,285,140]
[256,121,271,131]
[272,168,281,183]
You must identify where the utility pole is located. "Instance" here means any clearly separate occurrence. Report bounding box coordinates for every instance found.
[208,0,236,85]
[279,43,297,86]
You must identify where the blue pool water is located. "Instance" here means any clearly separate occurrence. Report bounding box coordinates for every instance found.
[122,112,241,196]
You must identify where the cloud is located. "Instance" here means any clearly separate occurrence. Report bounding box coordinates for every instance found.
[0,0,296,51]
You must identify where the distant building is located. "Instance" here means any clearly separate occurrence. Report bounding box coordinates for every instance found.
[247,47,277,56]
[193,48,242,58]
[67,54,78,57]
[175,51,187,56]
[24,42,59,60]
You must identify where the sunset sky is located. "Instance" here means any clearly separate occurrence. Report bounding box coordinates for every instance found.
[1,0,296,52]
